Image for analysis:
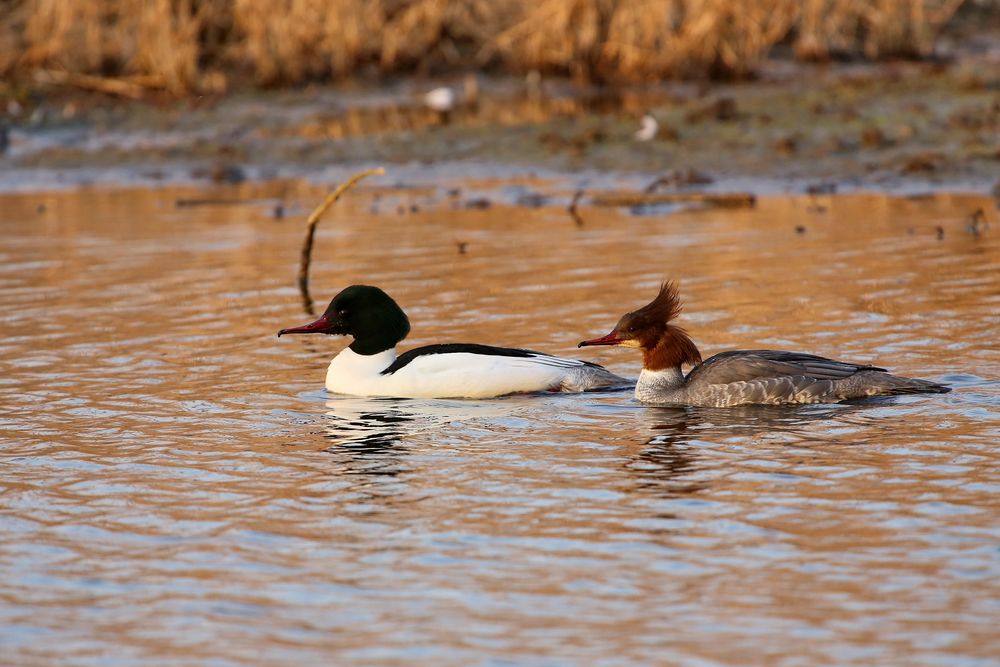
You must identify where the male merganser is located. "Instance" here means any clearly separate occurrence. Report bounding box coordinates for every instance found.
[279,285,631,399]
[579,282,950,407]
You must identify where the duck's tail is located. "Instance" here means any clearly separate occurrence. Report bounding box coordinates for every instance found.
[881,374,951,395]
[562,362,635,392]
[852,371,951,397]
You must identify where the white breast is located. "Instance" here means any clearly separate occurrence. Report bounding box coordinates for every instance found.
[325,347,583,399]
[635,367,686,403]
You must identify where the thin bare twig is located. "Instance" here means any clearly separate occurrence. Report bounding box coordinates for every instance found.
[298,167,385,314]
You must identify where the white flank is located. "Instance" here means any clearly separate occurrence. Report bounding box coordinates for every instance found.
[325,347,595,399]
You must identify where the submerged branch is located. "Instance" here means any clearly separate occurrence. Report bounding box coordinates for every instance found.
[298,167,385,314]
[590,192,756,209]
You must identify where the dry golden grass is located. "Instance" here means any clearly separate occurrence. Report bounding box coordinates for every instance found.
[795,0,966,60]
[232,0,378,83]
[0,0,969,94]
[13,0,204,94]
[599,0,797,80]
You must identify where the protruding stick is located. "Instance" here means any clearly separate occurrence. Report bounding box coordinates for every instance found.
[299,167,385,314]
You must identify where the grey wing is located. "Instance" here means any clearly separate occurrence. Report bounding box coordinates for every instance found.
[518,351,594,369]
[516,351,622,373]
[686,350,885,385]
[506,351,632,391]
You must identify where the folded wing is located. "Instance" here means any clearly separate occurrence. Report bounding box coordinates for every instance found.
[685,350,885,386]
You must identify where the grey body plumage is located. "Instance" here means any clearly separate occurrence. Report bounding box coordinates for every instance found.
[636,350,948,407]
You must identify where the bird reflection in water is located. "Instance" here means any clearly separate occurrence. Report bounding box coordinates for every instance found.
[627,402,881,498]
[626,406,703,498]
[319,396,530,478]
[319,397,416,479]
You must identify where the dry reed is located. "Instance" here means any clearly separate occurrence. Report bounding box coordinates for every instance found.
[0,0,970,94]
[795,0,966,60]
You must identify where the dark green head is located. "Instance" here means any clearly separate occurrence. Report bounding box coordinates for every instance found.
[278,285,411,355]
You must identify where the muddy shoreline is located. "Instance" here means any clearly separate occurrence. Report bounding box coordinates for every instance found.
[2,53,999,196]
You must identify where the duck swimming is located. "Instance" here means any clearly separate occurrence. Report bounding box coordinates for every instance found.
[279,285,631,399]
[579,282,950,407]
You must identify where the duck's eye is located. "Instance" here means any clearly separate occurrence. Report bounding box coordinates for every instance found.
[627,325,637,333]
[337,308,348,317]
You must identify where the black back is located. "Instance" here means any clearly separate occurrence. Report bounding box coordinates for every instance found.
[381,343,538,375]
[380,343,610,375]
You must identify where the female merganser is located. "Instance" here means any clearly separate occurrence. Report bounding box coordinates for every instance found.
[279,285,631,399]
[579,282,950,407]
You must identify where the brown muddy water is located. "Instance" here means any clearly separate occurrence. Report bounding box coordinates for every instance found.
[2,182,999,666]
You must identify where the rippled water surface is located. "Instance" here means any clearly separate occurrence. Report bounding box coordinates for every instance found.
[2,183,999,666]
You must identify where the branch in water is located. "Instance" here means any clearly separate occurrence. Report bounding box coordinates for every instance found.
[590,191,756,209]
[298,167,385,314]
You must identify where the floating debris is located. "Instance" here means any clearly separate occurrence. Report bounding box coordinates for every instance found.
[516,192,548,208]
[209,164,246,184]
[592,191,755,209]
[176,197,274,208]
[644,169,714,192]
[806,182,837,195]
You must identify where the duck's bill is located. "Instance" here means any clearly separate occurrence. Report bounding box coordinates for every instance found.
[278,313,336,337]
[578,331,623,347]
